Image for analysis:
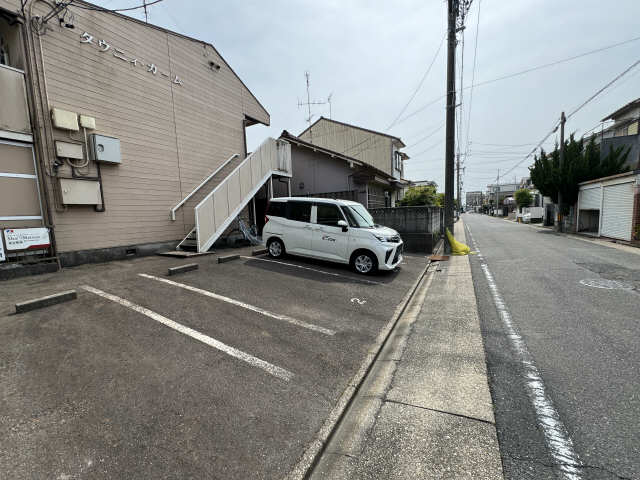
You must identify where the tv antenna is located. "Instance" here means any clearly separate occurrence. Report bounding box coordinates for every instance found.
[297,71,330,142]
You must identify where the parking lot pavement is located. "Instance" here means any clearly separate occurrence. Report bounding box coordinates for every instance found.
[0,249,428,479]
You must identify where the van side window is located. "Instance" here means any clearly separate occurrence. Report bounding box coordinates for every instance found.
[288,201,311,222]
[316,204,343,226]
[266,201,286,217]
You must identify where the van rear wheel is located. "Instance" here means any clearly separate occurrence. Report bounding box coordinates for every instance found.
[267,238,285,258]
[352,251,378,275]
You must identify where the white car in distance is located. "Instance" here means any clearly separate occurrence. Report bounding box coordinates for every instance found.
[262,197,404,275]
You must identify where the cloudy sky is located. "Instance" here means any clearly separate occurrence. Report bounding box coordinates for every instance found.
[98,0,640,195]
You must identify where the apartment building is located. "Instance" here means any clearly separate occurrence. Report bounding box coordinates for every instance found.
[0,1,290,275]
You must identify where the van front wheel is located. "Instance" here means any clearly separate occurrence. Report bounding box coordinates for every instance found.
[267,238,285,258]
[351,251,378,275]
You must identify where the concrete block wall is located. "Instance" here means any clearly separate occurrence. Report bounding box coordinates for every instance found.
[369,206,443,254]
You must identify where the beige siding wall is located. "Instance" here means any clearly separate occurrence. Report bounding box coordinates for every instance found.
[0,0,20,14]
[299,118,393,176]
[15,1,268,252]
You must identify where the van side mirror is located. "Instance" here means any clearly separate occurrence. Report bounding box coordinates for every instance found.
[337,219,348,232]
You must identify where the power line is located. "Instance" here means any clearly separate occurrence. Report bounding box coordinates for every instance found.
[69,0,165,13]
[463,0,481,162]
[406,122,445,148]
[396,33,640,126]
[566,58,640,120]
[386,33,447,131]
[472,142,538,147]
[409,138,445,158]
[498,56,640,180]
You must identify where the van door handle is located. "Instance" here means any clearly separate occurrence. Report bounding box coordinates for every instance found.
[304,225,313,229]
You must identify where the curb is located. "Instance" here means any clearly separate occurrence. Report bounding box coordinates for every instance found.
[167,263,198,276]
[285,242,442,480]
[15,290,77,314]
[217,254,240,264]
[252,248,268,256]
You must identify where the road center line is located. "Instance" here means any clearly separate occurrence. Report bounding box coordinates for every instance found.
[240,256,381,285]
[81,285,293,381]
[138,273,336,336]
[478,260,582,479]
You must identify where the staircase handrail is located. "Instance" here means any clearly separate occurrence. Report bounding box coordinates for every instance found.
[194,137,291,252]
[170,153,239,221]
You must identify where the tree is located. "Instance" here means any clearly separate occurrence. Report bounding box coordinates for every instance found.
[514,188,532,208]
[529,135,629,211]
[398,185,438,206]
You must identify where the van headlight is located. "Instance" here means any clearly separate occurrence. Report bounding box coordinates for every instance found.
[372,233,393,242]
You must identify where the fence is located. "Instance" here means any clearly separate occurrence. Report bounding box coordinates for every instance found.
[368,206,443,253]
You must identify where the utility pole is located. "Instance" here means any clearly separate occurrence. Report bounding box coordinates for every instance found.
[456,152,461,214]
[495,169,499,216]
[556,111,566,232]
[444,0,457,249]
[143,0,148,22]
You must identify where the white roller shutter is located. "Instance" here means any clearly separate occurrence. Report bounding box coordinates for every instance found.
[601,182,634,241]
[578,187,601,210]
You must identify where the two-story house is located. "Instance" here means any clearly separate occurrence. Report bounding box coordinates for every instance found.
[296,117,410,207]
[590,97,640,170]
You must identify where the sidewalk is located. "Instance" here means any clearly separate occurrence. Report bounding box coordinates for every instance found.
[311,219,503,479]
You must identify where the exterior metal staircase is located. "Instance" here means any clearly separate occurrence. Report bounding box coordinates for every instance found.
[170,137,292,253]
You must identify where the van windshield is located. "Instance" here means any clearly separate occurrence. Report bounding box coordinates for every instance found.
[341,204,376,228]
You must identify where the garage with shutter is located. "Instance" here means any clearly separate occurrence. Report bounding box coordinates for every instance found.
[579,186,601,210]
[601,181,634,241]
[577,186,601,233]
[578,172,639,242]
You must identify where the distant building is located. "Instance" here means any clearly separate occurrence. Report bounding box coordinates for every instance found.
[465,191,483,207]
[278,130,401,208]
[412,180,437,188]
[298,117,410,205]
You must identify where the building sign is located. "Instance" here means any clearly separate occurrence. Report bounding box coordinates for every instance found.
[3,228,51,251]
[79,31,184,86]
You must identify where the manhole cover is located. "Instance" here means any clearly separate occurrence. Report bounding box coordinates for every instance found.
[579,279,634,290]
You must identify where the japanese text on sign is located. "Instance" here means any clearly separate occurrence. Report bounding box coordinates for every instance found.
[80,32,184,86]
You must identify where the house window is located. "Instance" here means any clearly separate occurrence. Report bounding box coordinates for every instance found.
[0,35,9,66]
[394,152,402,173]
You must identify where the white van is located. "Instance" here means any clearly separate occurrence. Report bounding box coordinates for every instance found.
[262,197,403,274]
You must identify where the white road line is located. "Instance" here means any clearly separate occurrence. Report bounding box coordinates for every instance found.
[479,263,582,479]
[81,285,293,381]
[138,274,336,336]
[240,256,381,285]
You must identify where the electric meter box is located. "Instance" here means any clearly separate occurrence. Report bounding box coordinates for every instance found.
[90,134,121,164]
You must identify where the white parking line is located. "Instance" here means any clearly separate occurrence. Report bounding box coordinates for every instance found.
[138,274,336,336]
[81,285,293,381]
[240,256,381,285]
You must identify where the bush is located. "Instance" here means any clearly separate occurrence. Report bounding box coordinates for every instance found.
[514,189,532,208]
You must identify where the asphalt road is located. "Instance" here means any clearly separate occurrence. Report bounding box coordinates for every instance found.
[0,249,427,479]
[464,214,640,480]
